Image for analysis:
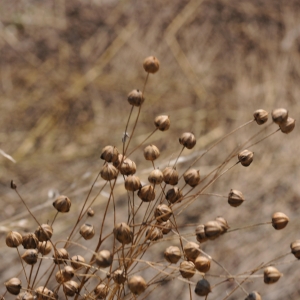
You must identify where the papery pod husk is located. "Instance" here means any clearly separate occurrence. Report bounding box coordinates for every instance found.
[204,220,223,240]
[71,255,85,269]
[22,233,39,249]
[6,231,22,248]
[154,204,172,222]
[145,227,163,241]
[183,169,200,187]
[166,186,182,204]
[5,278,22,295]
[154,115,170,131]
[62,266,75,282]
[16,292,34,300]
[279,117,295,134]
[120,158,136,176]
[194,279,211,297]
[125,175,142,192]
[183,242,201,261]
[159,220,172,234]
[143,56,160,73]
[53,248,69,264]
[127,89,145,106]
[100,145,119,163]
[163,167,179,185]
[113,269,127,285]
[22,249,38,265]
[272,108,288,125]
[80,223,95,240]
[253,109,268,125]
[263,266,281,284]
[148,168,164,185]
[179,132,196,149]
[113,222,133,244]
[290,240,300,259]
[164,246,181,264]
[100,163,118,181]
[272,212,289,230]
[194,256,211,273]
[94,283,108,299]
[38,241,52,255]
[144,144,160,161]
[138,185,155,202]
[215,216,229,234]
[35,286,54,300]
[63,280,79,297]
[228,189,245,207]
[113,154,125,169]
[55,270,65,284]
[96,250,113,268]
[179,261,196,278]
[87,207,94,217]
[128,275,147,295]
[238,149,254,167]
[195,224,208,243]
[245,291,262,300]
[53,195,71,213]
[35,224,53,242]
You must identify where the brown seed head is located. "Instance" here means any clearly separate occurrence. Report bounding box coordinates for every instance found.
[96,250,113,268]
[179,261,196,278]
[5,278,22,295]
[143,56,160,73]
[35,286,50,300]
[94,284,108,299]
[215,216,230,234]
[179,132,196,149]
[184,242,201,261]
[53,248,69,264]
[154,115,170,131]
[53,195,71,213]
[145,227,163,241]
[10,180,17,190]
[245,291,262,300]
[119,158,136,176]
[253,109,268,125]
[127,89,145,106]
[113,269,127,285]
[195,224,208,243]
[264,266,281,284]
[80,223,95,240]
[16,292,34,300]
[195,255,211,273]
[148,168,164,185]
[22,249,38,265]
[204,220,223,240]
[6,231,22,248]
[22,233,39,249]
[125,175,142,191]
[279,117,295,134]
[87,207,94,217]
[100,145,119,163]
[154,204,172,222]
[113,222,133,244]
[38,241,52,255]
[163,167,179,185]
[272,212,289,230]
[113,153,125,169]
[272,108,288,125]
[194,279,211,297]
[228,189,245,207]
[144,144,160,161]
[35,224,53,242]
[238,149,254,167]
[100,163,118,181]
[138,185,156,202]
[166,186,182,204]
[164,246,181,264]
[290,240,300,259]
[71,255,85,269]
[63,280,79,297]
[128,275,147,295]
[159,220,173,234]
[183,169,200,187]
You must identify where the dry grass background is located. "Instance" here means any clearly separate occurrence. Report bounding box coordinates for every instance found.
[0,0,300,299]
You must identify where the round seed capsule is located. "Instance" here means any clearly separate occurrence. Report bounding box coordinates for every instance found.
[272,212,289,230]
[80,223,95,240]
[71,255,85,269]
[119,158,136,176]
[128,275,147,295]
[35,224,53,242]
[166,186,182,203]
[144,144,160,161]
[63,280,79,297]
[94,284,108,299]
[238,150,254,167]
[204,220,223,240]
[127,89,145,107]
[164,246,181,264]
[16,292,34,300]
[183,169,200,187]
[183,242,201,261]
[53,248,69,264]
[53,195,71,213]
[6,231,22,248]
[179,132,196,149]
[87,207,94,217]
[22,249,38,265]
[264,266,281,284]
[113,269,126,285]
[113,222,133,244]
[145,227,163,241]
[195,224,208,243]
[100,163,118,181]
[96,250,113,268]
[194,255,211,273]
[5,278,22,295]
[272,108,288,125]
[100,145,119,163]
[148,168,164,185]
[159,220,173,234]
[125,175,142,192]
[143,56,160,74]
[215,216,230,234]
[179,261,196,278]
[279,117,295,134]
[290,240,300,259]
[228,189,245,207]
[154,204,172,222]
[194,278,211,297]
[163,167,179,185]
[154,115,170,131]
[38,241,52,255]
[22,232,39,249]
[253,109,268,125]
[138,185,156,202]
[245,291,262,300]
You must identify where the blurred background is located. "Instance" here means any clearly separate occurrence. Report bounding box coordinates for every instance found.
[0,0,300,299]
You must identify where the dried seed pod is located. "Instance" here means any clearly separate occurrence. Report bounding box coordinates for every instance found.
[22,233,38,249]
[194,256,211,273]
[63,266,75,281]
[179,261,196,278]
[6,231,22,248]
[194,279,211,297]
[183,169,200,187]
[55,270,65,284]
[53,195,71,213]
[100,163,118,181]
[114,222,133,244]
[96,250,113,268]
[204,221,223,240]
[120,158,136,176]
[113,269,127,285]
[63,280,79,297]
[164,246,181,264]
[290,240,300,259]
[22,249,38,265]
[163,167,179,185]
[228,189,245,207]
[145,227,163,241]
[272,108,288,125]
[159,220,172,234]
[87,207,94,217]
[215,216,229,234]
[245,291,262,300]
[53,248,69,264]
[184,242,201,261]
[144,144,160,161]
[16,292,34,300]
[35,224,53,242]
[154,115,170,131]
[100,145,119,163]
[253,109,268,125]
[272,212,289,230]
[238,150,254,167]
[35,286,50,300]
[179,132,196,149]
[127,89,145,107]
[279,117,295,134]
[166,186,182,203]
[128,276,147,295]
[5,278,22,295]
[195,224,208,243]
[125,175,142,192]
[38,241,52,255]
[45,290,56,300]
[94,284,108,299]
[80,224,95,240]
[143,56,160,73]
[154,204,172,222]
[11,180,17,189]
[264,266,281,284]
[138,185,155,202]
[71,255,85,269]
[148,168,164,185]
